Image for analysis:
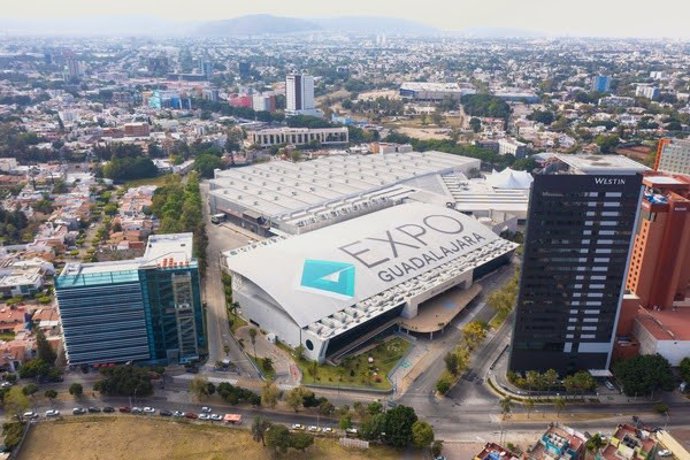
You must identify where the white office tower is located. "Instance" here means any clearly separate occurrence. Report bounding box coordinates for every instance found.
[286,74,320,117]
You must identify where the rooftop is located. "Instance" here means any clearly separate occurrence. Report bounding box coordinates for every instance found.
[554,154,649,175]
[636,308,690,341]
[225,202,516,329]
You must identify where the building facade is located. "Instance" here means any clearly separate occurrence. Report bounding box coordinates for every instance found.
[286,73,315,115]
[509,155,645,374]
[56,233,205,366]
[247,127,348,148]
[655,138,690,176]
[626,174,690,310]
[591,75,612,93]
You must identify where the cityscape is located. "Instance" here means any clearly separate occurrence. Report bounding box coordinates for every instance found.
[0,2,690,459]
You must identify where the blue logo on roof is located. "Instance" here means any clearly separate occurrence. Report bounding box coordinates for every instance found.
[300,259,355,298]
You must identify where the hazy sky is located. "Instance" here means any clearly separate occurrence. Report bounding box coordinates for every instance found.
[4,0,690,38]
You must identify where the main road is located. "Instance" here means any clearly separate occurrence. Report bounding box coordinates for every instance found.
[199,182,259,378]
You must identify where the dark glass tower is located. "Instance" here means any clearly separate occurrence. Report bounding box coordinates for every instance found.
[509,155,645,374]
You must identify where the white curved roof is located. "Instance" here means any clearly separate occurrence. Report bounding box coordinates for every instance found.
[225,202,504,328]
[486,168,534,189]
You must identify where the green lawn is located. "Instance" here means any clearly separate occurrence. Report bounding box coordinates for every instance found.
[293,337,411,391]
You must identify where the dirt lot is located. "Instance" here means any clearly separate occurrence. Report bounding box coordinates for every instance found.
[18,417,409,460]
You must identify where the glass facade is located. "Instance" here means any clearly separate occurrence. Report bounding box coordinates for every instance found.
[509,173,642,374]
[57,261,205,366]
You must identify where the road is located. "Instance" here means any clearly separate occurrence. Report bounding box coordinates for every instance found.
[199,182,258,378]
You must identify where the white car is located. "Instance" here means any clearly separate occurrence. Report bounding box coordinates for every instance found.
[198,413,210,421]
[45,409,60,418]
[323,427,334,434]
[658,449,672,457]
[291,424,304,430]
[172,411,185,418]
[23,411,38,420]
[201,406,212,413]
[210,414,223,421]
[143,407,156,414]
[307,426,320,432]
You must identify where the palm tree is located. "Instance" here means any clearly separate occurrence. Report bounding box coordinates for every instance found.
[248,328,257,357]
[499,396,513,420]
[585,433,605,460]
[525,398,535,419]
[554,397,566,417]
[251,416,271,446]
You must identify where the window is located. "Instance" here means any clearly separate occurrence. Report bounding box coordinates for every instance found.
[305,339,314,351]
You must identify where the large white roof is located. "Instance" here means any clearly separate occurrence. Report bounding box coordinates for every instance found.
[486,168,534,189]
[225,203,504,328]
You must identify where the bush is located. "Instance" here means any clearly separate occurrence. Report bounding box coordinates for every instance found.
[436,372,454,395]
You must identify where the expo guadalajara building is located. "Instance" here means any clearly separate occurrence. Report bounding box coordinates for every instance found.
[224,202,517,362]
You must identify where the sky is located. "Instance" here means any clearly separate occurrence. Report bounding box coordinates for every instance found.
[3,0,690,38]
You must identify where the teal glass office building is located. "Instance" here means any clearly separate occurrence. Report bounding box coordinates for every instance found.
[55,234,205,366]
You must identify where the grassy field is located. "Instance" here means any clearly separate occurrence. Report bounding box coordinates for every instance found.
[294,337,411,390]
[18,417,407,460]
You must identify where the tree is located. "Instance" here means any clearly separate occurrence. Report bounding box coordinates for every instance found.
[499,397,513,420]
[436,372,454,395]
[613,354,674,396]
[383,405,418,448]
[286,387,305,412]
[360,413,386,441]
[189,376,211,400]
[554,397,566,417]
[289,432,314,452]
[525,398,535,419]
[469,117,481,133]
[679,356,690,383]
[431,440,444,458]
[444,352,460,376]
[251,416,271,446]
[69,383,83,398]
[266,424,291,455]
[294,344,305,361]
[22,384,39,397]
[194,153,224,179]
[248,328,257,358]
[262,357,274,374]
[4,387,29,420]
[339,414,353,430]
[35,328,57,366]
[411,420,435,449]
[585,433,606,458]
[463,321,487,349]
[543,369,559,391]
[261,380,280,409]
[92,365,153,397]
[44,389,58,402]
[18,358,50,379]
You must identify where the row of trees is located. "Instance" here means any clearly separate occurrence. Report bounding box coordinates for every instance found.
[507,369,596,394]
[251,416,314,455]
[149,173,207,275]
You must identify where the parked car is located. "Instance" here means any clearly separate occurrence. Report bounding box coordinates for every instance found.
[201,406,212,413]
[323,427,334,434]
[345,428,359,438]
[45,409,60,418]
[291,424,304,430]
[102,406,115,413]
[658,449,672,457]
[131,407,143,414]
[198,414,210,421]
[118,407,131,413]
[88,407,101,413]
[605,380,616,391]
[72,408,86,415]
[210,414,223,421]
[172,411,185,418]
[23,411,39,420]
[143,407,156,414]
[159,409,172,417]
[185,412,198,419]
[307,426,320,432]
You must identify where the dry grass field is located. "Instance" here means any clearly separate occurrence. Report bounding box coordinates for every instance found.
[18,416,410,460]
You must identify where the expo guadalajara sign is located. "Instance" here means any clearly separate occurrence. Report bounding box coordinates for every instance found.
[337,213,488,284]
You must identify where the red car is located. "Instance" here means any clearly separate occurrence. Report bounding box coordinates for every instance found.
[119,407,131,413]
[184,412,198,420]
